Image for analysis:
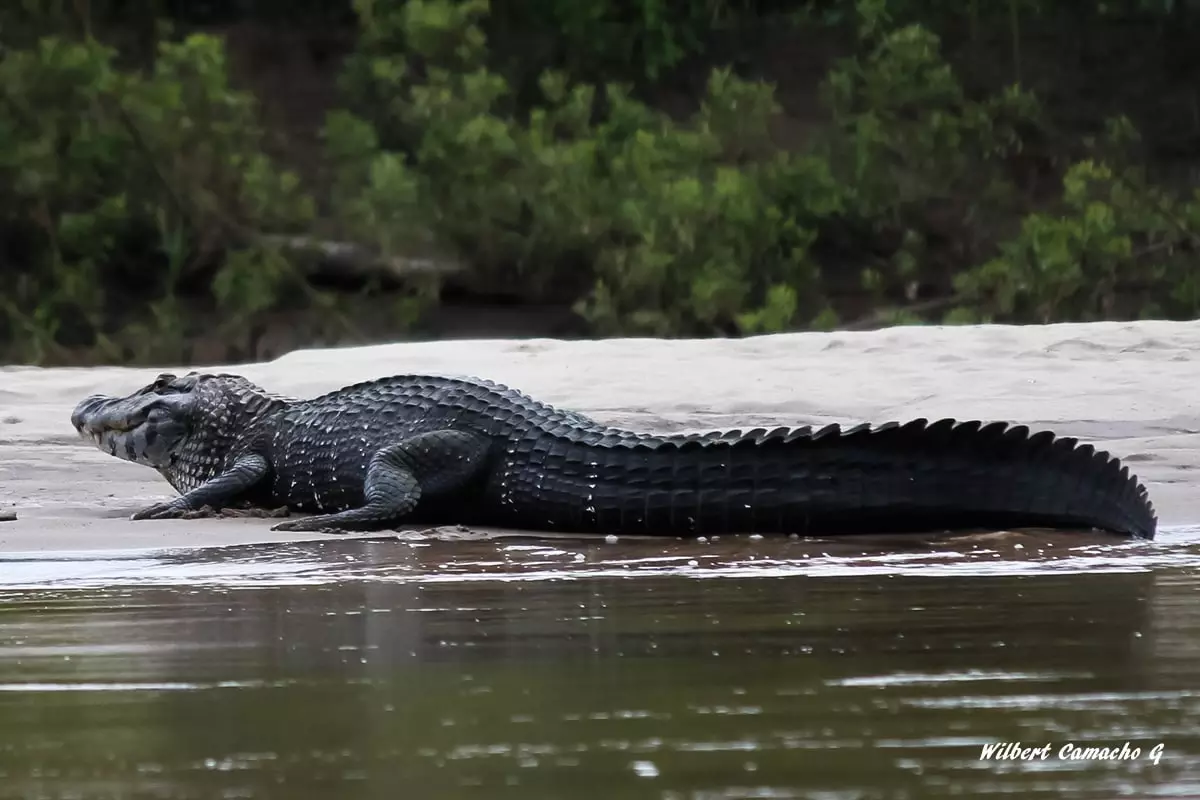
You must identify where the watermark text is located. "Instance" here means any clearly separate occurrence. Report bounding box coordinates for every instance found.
[979,741,1164,766]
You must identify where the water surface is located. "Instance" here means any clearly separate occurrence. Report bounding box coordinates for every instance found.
[2,527,1199,799]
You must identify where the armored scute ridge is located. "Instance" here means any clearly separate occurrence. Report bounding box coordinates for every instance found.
[70,372,1158,539]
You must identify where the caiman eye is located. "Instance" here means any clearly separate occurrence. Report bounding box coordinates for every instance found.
[148,374,185,395]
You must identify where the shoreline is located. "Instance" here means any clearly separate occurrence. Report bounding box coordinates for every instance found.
[2,321,1196,554]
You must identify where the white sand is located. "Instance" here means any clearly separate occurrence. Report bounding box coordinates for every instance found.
[1,321,1196,553]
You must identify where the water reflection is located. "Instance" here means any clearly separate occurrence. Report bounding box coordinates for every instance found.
[1,529,1198,798]
[2,526,1197,591]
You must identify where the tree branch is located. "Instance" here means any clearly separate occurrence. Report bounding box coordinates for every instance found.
[837,293,965,331]
[256,234,466,281]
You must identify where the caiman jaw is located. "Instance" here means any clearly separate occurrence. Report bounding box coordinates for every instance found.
[72,394,144,435]
[70,384,189,469]
[73,394,139,460]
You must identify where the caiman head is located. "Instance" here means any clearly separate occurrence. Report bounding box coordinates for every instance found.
[71,372,284,491]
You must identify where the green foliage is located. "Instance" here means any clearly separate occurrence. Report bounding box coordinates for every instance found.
[818,21,1041,306]
[337,0,1168,336]
[346,0,751,91]
[329,0,849,335]
[823,23,1036,208]
[0,31,315,362]
[957,119,1200,322]
[8,0,1200,364]
[511,0,728,81]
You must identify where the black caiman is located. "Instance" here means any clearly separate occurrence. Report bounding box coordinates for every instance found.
[70,372,1158,539]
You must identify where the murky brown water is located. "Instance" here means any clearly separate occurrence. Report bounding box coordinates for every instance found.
[1,528,1199,799]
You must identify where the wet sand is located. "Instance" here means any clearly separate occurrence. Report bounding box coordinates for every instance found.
[2,321,1197,554]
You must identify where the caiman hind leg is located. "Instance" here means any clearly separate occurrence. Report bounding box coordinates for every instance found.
[131,454,270,520]
[272,429,491,533]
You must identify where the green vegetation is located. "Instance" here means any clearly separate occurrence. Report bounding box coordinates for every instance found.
[1,29,317,362]
[2,0,1200,364]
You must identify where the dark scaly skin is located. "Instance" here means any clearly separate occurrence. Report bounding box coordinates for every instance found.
[70,372,1159,539]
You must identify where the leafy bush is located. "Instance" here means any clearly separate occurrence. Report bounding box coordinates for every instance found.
[956,119,1200,322]
[816,21,1042,309]
[330,0,850,335]
[8,0,1194,365]
[0,32,314,362]
[497,0,732,81]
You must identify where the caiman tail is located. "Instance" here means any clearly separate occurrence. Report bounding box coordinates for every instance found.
[526,418,1157,539]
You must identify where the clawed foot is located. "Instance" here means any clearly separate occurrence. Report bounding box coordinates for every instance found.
[194,506,290,520]
[130,501,189,521]
[132,502,290,522]
[133,502,360,534]
[271,517,350,534]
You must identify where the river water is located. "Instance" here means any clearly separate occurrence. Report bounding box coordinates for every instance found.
[1,527,1198,799]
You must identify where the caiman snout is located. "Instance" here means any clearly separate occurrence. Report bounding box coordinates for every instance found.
[71,395,109,433]
[71,394,143,436]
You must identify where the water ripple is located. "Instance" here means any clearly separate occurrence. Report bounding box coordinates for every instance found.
[0,525,1197,591]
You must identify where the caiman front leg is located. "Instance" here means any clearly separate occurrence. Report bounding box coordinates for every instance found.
[272,429,491,533]
[131,454,270,520]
